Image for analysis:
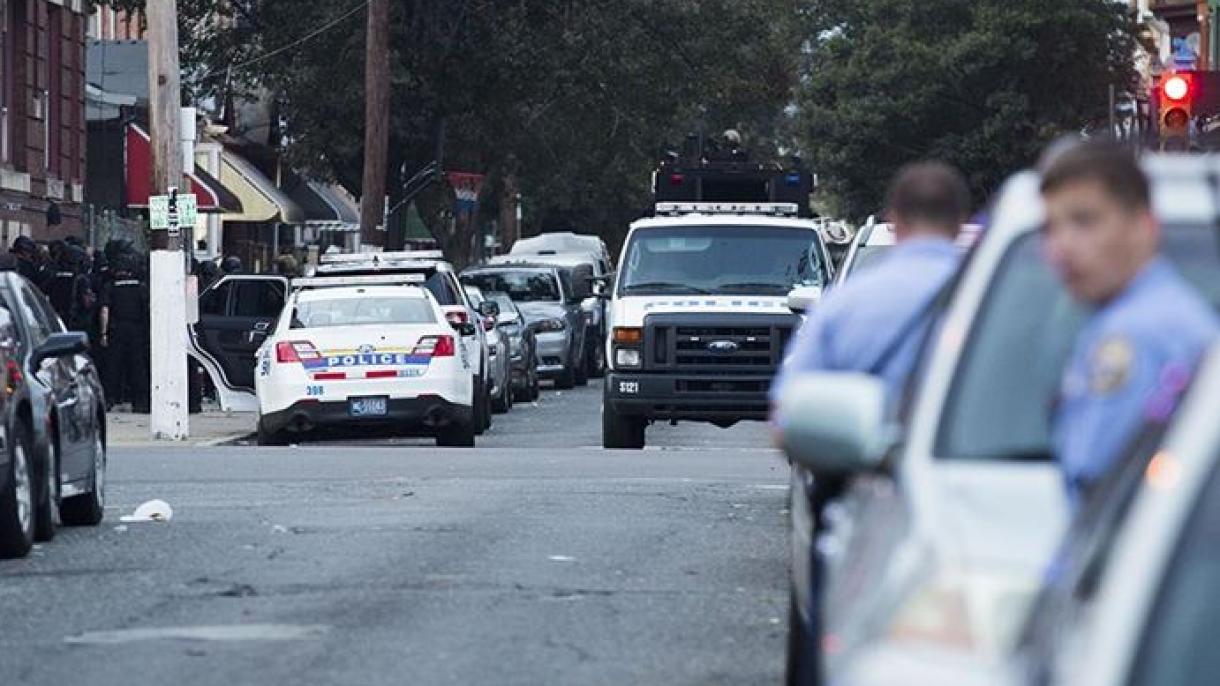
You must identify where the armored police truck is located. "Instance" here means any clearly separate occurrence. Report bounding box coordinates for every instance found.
[602,153,832,448]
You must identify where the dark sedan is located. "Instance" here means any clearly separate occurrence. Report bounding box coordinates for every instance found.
[0,271,105,557]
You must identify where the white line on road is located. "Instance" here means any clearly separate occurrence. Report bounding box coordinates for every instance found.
[64,624,330,645]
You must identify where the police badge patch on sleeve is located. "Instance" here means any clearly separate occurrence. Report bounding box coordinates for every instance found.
[1090,337,1134,394]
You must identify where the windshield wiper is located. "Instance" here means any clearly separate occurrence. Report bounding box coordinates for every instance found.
[716,282,790,294]
[621,282,710,295]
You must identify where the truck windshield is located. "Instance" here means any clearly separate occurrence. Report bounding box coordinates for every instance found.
[464,270,561,302]
[618,226,826,296]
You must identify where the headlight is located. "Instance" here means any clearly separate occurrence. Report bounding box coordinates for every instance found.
[536,318,566,332]
[615,348,641,368]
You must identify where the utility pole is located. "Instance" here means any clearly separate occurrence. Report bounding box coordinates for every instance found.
[359,0,391,248]
[147,0,189,440]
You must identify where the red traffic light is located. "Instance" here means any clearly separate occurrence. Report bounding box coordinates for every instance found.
[1164,75,1190,102]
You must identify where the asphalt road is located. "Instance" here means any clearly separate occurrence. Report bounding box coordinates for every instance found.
[0,380,791,686]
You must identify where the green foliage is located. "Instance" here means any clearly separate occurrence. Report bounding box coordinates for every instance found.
[799,0,1136,220]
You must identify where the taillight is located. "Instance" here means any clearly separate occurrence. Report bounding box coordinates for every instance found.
[5,358,21,396]
[413,335,455,358]
[276,340,320,364]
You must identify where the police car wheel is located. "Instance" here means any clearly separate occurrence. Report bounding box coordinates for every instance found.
[257,419,287,447]
[473,376,490,435]
[436,409,476,447]
[492,375,512,414]
[555,364,576,390]
[602,403,645,450]
[60,432,105,527]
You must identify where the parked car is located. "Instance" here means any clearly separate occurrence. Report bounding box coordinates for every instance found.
[463,284,513,414]
[1012,343,1220,686]
[0,272,106,558]
[461,263,589,389]
[778,156,1220,685]
[255,274,479,447]
[510,231,613,269]
[503,251,612,378]
[191,251,495,434]
[484,291,540,402]
[835,218,983,286]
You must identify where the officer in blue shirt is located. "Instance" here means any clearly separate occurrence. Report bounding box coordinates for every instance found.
[1041,141,1219,500]
[771,161,970,423]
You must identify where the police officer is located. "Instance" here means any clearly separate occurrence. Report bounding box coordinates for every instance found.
[1041,140,1219,502]
[771,161,971,415]
[99,254,150,413]
[44,244,91,328]
[9,236,47,285]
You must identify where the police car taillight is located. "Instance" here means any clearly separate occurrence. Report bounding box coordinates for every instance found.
[276,340,320,364]
[412,335,455,358]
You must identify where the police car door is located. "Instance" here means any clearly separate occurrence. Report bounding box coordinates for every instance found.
[191,275,288,393]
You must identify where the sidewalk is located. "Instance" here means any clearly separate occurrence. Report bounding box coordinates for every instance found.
[107,409,255,448]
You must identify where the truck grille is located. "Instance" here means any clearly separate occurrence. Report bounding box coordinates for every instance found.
[643,314,797,375]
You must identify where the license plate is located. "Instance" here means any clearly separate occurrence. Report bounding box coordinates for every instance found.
[349,396,388,417]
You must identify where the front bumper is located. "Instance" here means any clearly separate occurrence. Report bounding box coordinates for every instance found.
[535,331,572,375]
[604,371,772,422]
[261,397,471,436]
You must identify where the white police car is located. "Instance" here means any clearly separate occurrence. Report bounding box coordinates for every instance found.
[254,274,478,447]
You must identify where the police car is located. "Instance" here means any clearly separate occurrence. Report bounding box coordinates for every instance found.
[253,274,478,447]
[778,156,1220,685]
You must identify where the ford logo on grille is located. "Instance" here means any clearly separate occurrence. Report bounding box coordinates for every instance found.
[706,340,739,354]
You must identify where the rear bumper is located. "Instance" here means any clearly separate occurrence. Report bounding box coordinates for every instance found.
[536,332,573,375]
[604,371,772,422]
[261,397,470,435]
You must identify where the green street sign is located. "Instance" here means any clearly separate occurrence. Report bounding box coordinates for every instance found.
[149,195,171,230]
[178,194,198,227]
[149,193,198,232]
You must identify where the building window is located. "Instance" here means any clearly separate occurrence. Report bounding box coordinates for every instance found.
[0,0,8,165]
[47,3,60,177]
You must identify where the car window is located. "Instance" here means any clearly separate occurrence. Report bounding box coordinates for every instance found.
[291,296,435,329]
[1128,444,1220,686]
[846,245,893,278]
[935,224,1220,462]
[424,272,460,306]
[464,270,561,302]
[200,281,232,317]
[232,280,286,318]
[19,283,55,346]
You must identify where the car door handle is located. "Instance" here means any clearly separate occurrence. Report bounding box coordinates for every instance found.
[253,321,271,331]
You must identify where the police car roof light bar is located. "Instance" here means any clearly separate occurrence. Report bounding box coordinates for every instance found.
[293,274,427,290]
[319,250,445,265]
[654,202,799,217]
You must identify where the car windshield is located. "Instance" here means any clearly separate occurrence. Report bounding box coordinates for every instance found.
[936,224,1220,462]
[618,225,827,296]
[291,296,435,329]
[464,270,560,302]
[1128,444,1220,686]
[487,292,519,318]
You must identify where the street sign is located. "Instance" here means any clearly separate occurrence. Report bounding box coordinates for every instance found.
[149,193,197,232]
[150,194,171,230]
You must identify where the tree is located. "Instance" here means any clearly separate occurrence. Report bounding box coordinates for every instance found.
[798,0,1135,220]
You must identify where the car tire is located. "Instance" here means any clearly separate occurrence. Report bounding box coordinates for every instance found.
[555,362,576,390]
[0,422,35,559]
[257,418,287,447]
[492,372,512,414]
[61,432,105,527]
[587,341,606,379]
[786,592,819,686]
[473,376,489,435]
[436,409,476,447]
[33,439,57,543]
[575,350,589,387]
[602,400,645,449]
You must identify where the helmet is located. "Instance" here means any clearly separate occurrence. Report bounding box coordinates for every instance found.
[221,256,243,274]
[10,236,35,256]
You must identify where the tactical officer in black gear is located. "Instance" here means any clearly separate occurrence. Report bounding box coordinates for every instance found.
[99,255,150,413]
[10,236,47,285]
[45,245,93,329]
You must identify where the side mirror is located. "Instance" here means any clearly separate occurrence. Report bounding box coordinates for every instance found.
[451,321,477,337]
[780,373,894,475]
[477,300,500,318]
[34,331,89,368]
[787,285,824,314]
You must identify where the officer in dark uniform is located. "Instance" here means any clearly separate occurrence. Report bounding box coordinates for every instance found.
[10,236,47,285]
[99,255,150,413]
[44,244,92,328]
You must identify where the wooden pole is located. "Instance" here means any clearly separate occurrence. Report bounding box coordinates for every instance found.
[359,0,391,248]
[147,0,189,440]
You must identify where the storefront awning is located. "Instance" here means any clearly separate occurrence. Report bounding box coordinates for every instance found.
[124,123,242,213]
[219,150,305,224]
[283,172,360,232]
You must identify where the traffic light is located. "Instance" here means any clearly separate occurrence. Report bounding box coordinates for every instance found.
[1159,73,1193,144]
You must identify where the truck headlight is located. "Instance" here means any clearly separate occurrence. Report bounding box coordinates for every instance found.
[535,318,566,332]
[615,348,641,368]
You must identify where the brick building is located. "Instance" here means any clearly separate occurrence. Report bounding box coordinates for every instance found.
[0,0,87,246]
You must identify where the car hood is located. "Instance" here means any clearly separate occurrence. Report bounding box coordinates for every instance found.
[516,301,567,323]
